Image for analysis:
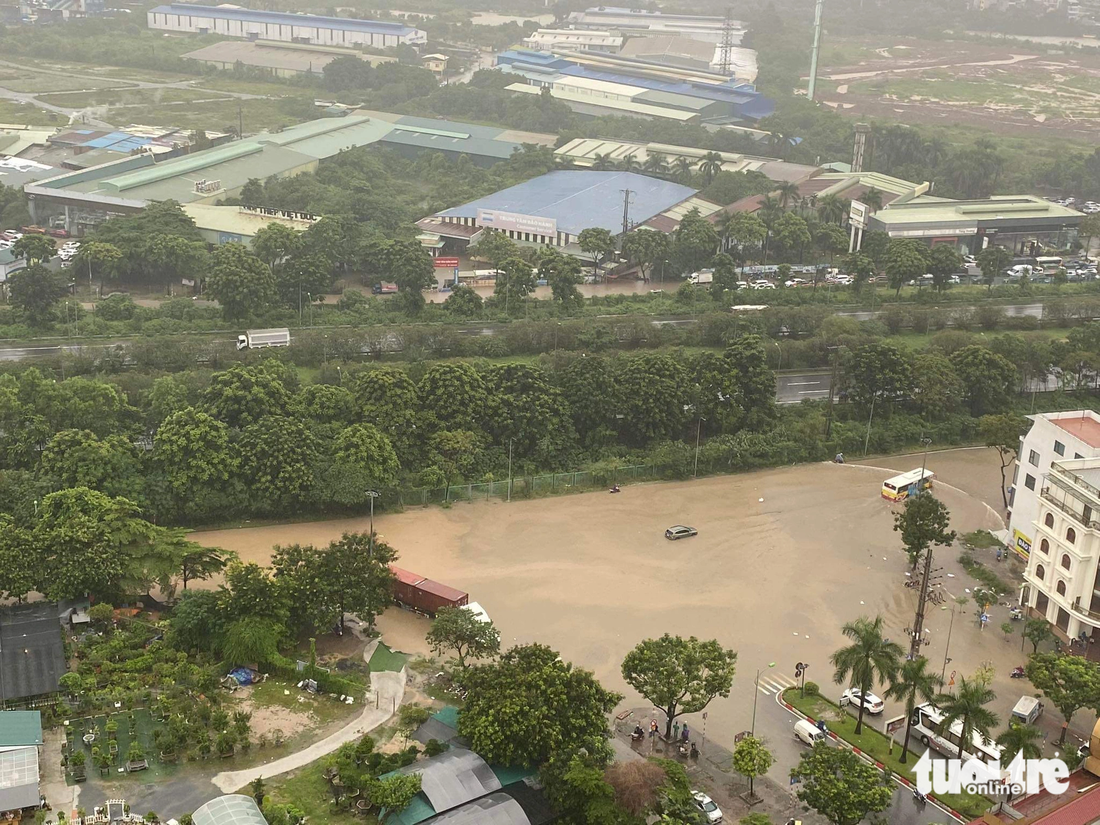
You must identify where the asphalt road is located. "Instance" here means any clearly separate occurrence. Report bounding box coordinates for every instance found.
[776,371,832,404]
[752,674,956,825]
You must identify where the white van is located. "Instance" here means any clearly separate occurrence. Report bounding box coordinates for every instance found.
[794,719,826,746]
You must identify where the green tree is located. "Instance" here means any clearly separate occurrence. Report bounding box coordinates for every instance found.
[367,774,422,824]
[178,545,234,591]
[1024,618,1055,654]
[771,213,811,262]
[320,424,399,506]
[815,223,848,264]
[977,246,1012,293]
[996,722,1043,763]
[472,228,517,268]
[40,429,143,501]
[622,230,671,283]
[418,363,488,432]
[493,256,537,309]
[250,776,266,808]
[426,606,501,668]
[147,234,206,295]
[484,363,575,465]
[166,589,225,653]
[8,264,67,326]
[321,532,398,632]
[698,151,724,184]
[1026,652,1100,745]
[153,407,235,519]
[893,493,956,570]
[354,367,422,464]
[726,335,776,430]
[277,254,333,312]
[793,744,892,825]
[557,355,620,449]
[846,343,912,410]
[731,735,772,798]
[673,210,720,276]
[842,252,876,293]
[205,244,277,320]
[76,241,122,288]
[885,238,928,297]
[251,223,302,272]
[202,364,294,428]
[221,561,290,626]
[12,234,56,263]
[935,675,999,758]
[457,643,621,767]
[0,515,39,602]
[927,245,962,292]
[222,617,283,666]
[322,55,374,90]
[539,249,583,306]
[950,346,1017,415]
[443,284,482,317]
[383,239,436,314]
[830,616,902,735]
[883,656,943,763]
[617,354,687,445]
[238,416,317,513]
[979,414,1027,509]
[621,634,737,740]
[578,227,616,276]
[911,354,964,419]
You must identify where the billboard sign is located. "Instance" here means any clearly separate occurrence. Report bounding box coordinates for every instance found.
[433,257,460,268]
[476,209,557,238]
[849,200,868,230]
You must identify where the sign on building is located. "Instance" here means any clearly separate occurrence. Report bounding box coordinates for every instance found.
[849,201,868,230]
[476,209,557,238]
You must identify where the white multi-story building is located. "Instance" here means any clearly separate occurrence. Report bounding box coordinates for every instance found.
[147,4,427,48]
[1020,456,1100,654]
[1007,410,1100,559]
[522,29,624,53]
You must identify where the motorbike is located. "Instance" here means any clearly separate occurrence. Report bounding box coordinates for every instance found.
[1011,666,1027,679]
[609,485,621,494]
[913,789,927,806]
[1009,607,1024,621]
[631,726,644,742]
[678,742,690,757]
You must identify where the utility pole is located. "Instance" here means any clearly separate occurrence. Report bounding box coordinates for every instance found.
[807,0,826,102]
[366,489,380,558]
[908,436,937,662]
[824,345,840,438]
[238,104,244,140]
[619,188,635,248]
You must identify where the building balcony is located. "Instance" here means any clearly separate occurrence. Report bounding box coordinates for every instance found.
[1039,486,1100,530]
[1071,597,1100,628]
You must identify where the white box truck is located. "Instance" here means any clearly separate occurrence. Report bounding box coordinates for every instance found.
[237,328,290,350]
[688,269,714,286]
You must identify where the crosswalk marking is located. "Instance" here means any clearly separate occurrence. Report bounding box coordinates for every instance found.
[757,673,798,696]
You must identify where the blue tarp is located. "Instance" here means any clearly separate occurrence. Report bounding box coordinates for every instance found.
[227,668,256,686]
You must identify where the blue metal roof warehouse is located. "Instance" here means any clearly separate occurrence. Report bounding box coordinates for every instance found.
[436,170,697,239]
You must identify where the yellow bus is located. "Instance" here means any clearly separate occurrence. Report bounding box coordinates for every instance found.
[881,468,934,501]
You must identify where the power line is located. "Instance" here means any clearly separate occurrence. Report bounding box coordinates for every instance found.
[718,8,735,76]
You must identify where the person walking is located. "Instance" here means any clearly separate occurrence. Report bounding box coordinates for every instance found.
[649,720,658,738]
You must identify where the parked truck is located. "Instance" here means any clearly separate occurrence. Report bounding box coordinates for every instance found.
[688,269,714,286]
[236,328,290,350]
[391,566,469,616]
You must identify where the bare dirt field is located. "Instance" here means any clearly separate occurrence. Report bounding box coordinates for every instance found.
[816,35,1100,142]
[192,448,1091,752]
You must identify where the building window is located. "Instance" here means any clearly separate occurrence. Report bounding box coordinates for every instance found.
[1025,474,1036,491]
[1040,538,1049,555]
[1045,513,1055,528]
[1029,449,1040,466]
[1054,441,1065,456]
[1057,580,1067,596]
[1067,528,1076,544]
[1061,553,1071,570]
[1076,453,1084,460]
[1036,564,1046,581]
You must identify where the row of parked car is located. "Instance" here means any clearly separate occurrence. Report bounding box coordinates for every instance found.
[58,241,81,263]
[0,230,24,251]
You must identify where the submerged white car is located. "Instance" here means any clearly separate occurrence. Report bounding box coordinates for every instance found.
[692,791,723,824]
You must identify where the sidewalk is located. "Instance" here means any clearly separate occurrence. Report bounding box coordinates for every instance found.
[612,709,827,825]
[212,667,406,793]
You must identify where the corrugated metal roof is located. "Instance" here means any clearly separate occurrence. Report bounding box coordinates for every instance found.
[400,748,502,813]
[422,794,531,825]
[391,566,426,587]
[0,603,65,702]
[150,4,420,36]
[417,579,468,602]
[437,170,698,236]
[507,83,698,122]
[0,712,43,747]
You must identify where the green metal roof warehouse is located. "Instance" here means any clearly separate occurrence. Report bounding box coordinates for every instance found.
[23,112,554,237]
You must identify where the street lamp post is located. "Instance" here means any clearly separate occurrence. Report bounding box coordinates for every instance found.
[365,489,380,558]
[693,417,706,479]
[507,439,513,502]
[751,662,775,737]
[940,604,956,684]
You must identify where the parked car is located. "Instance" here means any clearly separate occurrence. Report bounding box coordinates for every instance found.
[749,280,776,290]
[840,687,884,714]
[665,525,698,540]
[692,792,722,824]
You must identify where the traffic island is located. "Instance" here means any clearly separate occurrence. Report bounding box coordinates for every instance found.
[780,688,990,821]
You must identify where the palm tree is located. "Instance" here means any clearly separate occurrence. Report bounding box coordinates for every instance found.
[884,657,943,763]
[996,722,1043,764]
[863,187,884,213]
[619,154,640,173]
[936,676,999,759]
[776,181,801,210]
[831,616,903,735]
[817,193,846,225]
[673,156,696,183]
[758,195,782,264]
[592,153,614,171]
[699,151,724,184]
[643,153,669,177]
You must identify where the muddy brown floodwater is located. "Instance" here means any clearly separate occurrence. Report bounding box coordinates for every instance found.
[192,449,1096,751]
